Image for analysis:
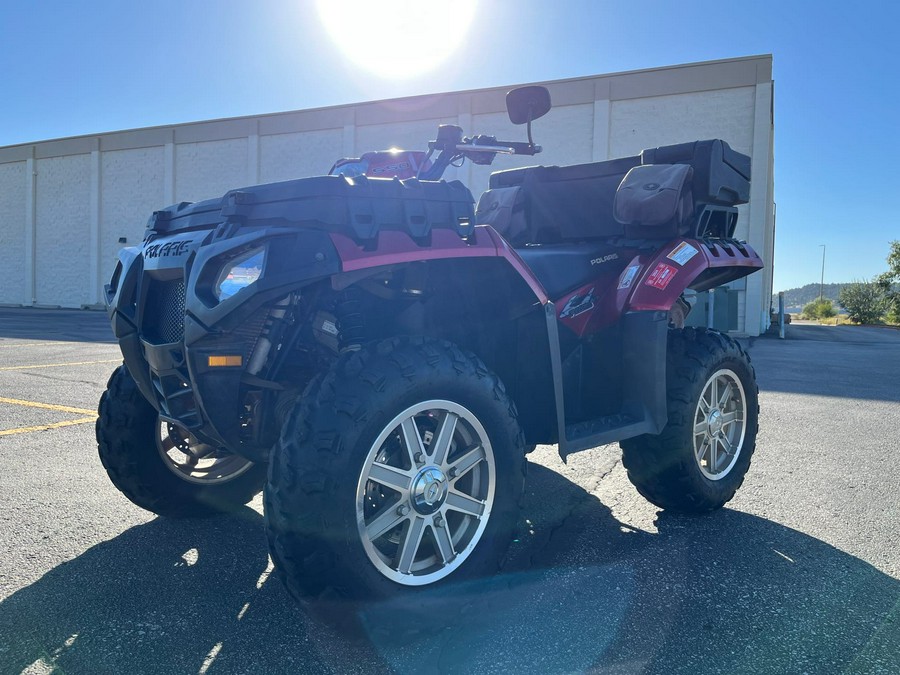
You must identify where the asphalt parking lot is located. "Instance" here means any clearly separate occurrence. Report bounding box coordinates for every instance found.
[1,308,898,674]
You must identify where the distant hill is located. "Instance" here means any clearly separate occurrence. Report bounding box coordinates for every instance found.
[773,283,847,311]
[774,281,899,313]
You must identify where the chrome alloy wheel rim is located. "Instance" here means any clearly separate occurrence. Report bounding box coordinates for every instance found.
[156,420,254,485]
[356,400,496,586]
[692,369,747,480]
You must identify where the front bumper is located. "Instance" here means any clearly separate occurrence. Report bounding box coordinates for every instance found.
[106,225,340,454]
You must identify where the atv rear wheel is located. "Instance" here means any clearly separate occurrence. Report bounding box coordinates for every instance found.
[264,337,526,602]
[620,328,759,513]
[96,365,266,517]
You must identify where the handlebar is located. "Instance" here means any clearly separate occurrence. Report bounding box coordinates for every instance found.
[418,126,542,180]
[428,133,541,157]
[495,140,542,156]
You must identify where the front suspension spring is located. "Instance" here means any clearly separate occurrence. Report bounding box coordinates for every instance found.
[335,288,365,352]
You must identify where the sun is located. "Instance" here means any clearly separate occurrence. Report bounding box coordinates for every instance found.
[316,0,477,79]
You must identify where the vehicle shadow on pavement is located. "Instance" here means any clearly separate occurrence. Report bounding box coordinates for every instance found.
[0,464,897,674]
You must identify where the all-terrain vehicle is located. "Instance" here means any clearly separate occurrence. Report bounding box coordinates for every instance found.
[98,86,762,603]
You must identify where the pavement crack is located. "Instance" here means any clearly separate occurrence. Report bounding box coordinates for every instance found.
[583,457,621,495]
[20,371,102,387]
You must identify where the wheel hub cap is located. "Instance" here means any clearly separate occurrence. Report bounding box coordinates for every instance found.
[692,368,748,481]
[411,466,448,514]
[708,409,724,436]
[155,420,254,485]
[356,400,496,586]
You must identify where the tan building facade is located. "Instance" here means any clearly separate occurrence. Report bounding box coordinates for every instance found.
[0,55,774,334]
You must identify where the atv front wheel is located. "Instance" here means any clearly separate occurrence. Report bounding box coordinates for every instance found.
[96,365,266,517]
[620,328,759,513]
[265,337,526,602]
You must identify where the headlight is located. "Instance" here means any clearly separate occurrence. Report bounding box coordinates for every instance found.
[215,248,266,300]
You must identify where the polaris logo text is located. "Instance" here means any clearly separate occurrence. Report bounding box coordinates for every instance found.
[590,254,618,265]
[144,240,192,259]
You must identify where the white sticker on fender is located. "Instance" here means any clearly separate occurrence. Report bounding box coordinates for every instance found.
[667,242,700,266]
[618,264,640,290]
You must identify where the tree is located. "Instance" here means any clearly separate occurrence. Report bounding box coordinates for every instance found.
[838,280,887,324]
[886,240,900,277]
[875,240,900,323]
[801,298,836,320]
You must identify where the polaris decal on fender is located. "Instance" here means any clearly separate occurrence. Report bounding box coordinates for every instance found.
[645,263,678,290]
[591,253,619,265]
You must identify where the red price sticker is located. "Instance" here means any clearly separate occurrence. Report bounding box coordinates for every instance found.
[645,263,678,290]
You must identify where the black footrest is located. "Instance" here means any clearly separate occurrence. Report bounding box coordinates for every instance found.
[563,412,652,457]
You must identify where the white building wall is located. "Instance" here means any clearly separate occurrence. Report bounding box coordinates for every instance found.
[0,55,775,333]
[175,138,248,203]
[747,81,776,334]
[259,129,344,184]
[0,161,27,305]
[608,88,755,157]
[35,154,91,307]
[100,146,166,300]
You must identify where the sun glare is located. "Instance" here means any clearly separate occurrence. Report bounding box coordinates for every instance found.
[316,0,477,79]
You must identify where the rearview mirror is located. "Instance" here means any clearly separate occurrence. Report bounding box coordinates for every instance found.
[506,86,551,125]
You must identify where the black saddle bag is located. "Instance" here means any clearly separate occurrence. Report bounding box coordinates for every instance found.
[613,163,693,239]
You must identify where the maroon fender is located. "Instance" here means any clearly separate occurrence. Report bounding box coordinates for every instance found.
[624,238,763,312]
[328,225,549,304]
[554,238,763,336]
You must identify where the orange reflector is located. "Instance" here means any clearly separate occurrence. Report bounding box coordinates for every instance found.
[208,355,242,367]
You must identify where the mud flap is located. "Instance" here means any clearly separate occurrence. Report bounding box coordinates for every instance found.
[620,310,668,434]
[555,310,668,461]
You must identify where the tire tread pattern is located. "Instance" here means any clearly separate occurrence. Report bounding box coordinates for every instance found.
[96,365,265,517]
[264,336,526,604]
[620,327,760,513]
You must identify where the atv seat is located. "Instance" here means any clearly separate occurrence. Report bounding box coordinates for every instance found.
[480,139,750,247]
[516,241,627,299]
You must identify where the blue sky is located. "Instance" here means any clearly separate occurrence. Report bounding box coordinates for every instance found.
[1,0,898,291]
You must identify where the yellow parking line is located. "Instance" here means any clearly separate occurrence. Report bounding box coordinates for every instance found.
[0,341,69,348]
[0,396,97,416]
[0,359,120,372]
[0,417,97,437]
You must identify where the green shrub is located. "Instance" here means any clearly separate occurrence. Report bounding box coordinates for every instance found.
[801,298,836,320]
[838,281,887,324]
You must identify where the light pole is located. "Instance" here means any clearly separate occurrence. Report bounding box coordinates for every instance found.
[819,244,826,300]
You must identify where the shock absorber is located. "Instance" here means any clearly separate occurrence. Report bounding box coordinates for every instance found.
[335,287,365,352]
[247,295,291,375]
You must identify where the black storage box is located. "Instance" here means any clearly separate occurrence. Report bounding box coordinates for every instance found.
[153,175,476,242]
[640,139,750,206]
